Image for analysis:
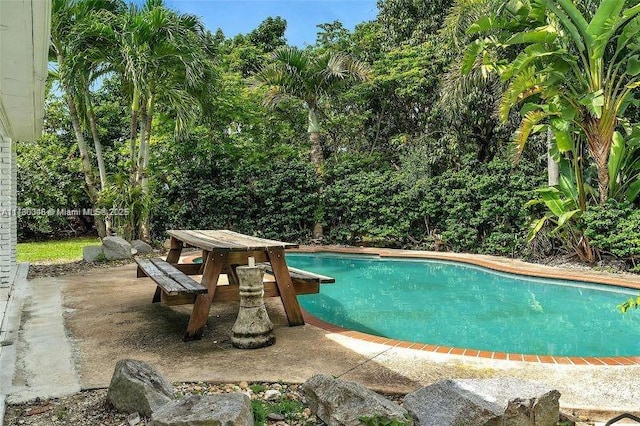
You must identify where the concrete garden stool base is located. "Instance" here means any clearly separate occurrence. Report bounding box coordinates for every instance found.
[231,264,275,349]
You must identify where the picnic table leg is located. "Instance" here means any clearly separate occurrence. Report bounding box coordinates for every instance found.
[226,264,240,285]
[152,287,162,303]
[184,251,225,341]
[198,250,209,274]
[166,237,183,263]
[267,248,304,326]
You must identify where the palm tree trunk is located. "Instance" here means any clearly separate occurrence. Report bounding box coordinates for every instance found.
[130,87,141,184]
[86,93,111,236]
[86,93,107,189]
[585,116,615,205]
[138,95,154,242]
[547,128,559,186]
[308,109,324,170]
[63,84,106,238]
[308,108,324,239]
[136,102,148,184]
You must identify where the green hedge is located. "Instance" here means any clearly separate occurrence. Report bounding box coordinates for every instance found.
[583,199,640,269]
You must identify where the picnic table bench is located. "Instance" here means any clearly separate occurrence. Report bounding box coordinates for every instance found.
[135,229,333,341]
[135,258,207,305]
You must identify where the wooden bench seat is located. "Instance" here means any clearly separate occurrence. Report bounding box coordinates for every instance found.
[264,263,335,285]
[136,258,207,305]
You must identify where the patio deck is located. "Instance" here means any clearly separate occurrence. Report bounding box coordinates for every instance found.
[2,254,640,422]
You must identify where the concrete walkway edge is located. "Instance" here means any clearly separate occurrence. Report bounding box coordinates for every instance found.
[0,263,29,426]
[2,268,81,407]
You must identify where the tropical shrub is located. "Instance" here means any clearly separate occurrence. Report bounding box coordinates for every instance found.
[421,155,545,255]
[323,152,544,254]
[583,199,640,269]
[152,152,319,243]
[17,109,92,240]
[324,155,418,246]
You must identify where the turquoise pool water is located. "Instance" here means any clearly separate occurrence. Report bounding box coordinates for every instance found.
[285,253,640,357]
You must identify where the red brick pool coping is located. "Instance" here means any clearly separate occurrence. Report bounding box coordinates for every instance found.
[291,246,640,366]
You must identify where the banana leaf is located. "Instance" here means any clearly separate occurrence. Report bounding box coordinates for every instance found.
[626,179,640,203]
[527,215,549,242]
[609,131,626,194]
[535,187,565,217]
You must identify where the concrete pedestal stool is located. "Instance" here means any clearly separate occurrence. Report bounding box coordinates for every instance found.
[231,264,276,349]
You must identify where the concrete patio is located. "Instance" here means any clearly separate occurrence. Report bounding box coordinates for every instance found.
[1,259,639,424]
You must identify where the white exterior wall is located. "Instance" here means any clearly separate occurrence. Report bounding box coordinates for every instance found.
[0,0,51,285]
[0,135,13,286]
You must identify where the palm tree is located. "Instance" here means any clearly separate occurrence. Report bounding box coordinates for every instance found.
[104,0,217,240]
[253,47,370,238]
[441,0,562,185]
[50,0,120,237]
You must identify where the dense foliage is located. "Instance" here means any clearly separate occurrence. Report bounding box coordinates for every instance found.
[17,0,639,270]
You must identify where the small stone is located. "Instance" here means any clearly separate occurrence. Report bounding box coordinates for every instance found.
[268,412,286,421]
[264,389,280,401]
[239,381,249,389]
[127,412,141,426]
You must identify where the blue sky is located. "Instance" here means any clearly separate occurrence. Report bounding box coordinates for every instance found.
[162,0,379,46]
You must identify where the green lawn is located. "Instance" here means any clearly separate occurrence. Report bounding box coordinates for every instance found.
[17,236,100,263]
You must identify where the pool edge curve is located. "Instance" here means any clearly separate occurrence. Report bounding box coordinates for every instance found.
[293,245,640,366]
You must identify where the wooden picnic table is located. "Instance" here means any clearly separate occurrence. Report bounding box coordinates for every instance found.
[164,229,305,340]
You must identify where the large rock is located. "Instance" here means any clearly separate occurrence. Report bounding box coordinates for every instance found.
[302,374,411,426]
[149,394,253,426]
[403,378,560,426]
[107,359,174,417]
[83,245,104,262]
[102,236,132,260]
[132,239,153,254]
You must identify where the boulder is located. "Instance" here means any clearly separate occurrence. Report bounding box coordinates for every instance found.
[302,374,411,426]
[149,394,253,426]
[103,236,132,260]
[132,239,153,254]
[403,378,560,426]
[83,245,104,262]
[107,359,174,417]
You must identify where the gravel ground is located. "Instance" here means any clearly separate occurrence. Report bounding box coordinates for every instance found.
[4,382,326,426]
[2,381,589,426]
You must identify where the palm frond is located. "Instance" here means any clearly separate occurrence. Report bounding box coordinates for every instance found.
[513,110,548,158]
[500,66,543,121]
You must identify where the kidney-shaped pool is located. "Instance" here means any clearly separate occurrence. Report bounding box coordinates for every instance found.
[285,253,640,358]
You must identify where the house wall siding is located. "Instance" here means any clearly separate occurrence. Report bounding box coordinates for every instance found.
[0,135,14,287]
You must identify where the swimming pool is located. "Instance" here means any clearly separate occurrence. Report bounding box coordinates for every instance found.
[286,252,640,358]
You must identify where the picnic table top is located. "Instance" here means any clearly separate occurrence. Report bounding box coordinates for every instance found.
[167,229,299,252]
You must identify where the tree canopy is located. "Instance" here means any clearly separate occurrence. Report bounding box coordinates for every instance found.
[25,0,640,271]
